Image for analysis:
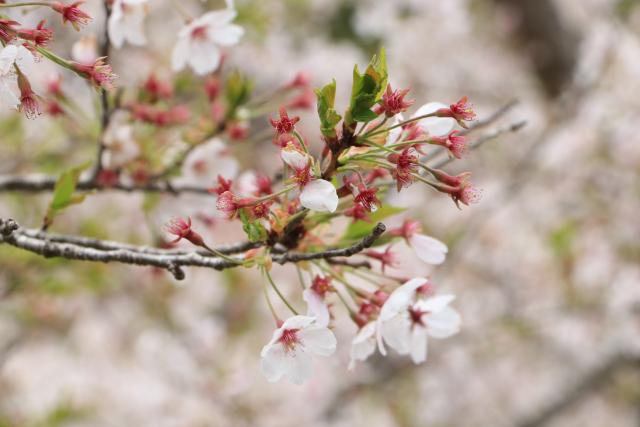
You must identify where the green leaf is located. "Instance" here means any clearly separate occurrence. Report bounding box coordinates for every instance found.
[238,209,267,243]
[225,70,253,119]
[345,47,388,126]
[315,79,342,138]
[43,162,91,229]
[339,204,405,244]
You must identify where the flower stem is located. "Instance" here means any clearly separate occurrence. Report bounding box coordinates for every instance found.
[264,268,299,315]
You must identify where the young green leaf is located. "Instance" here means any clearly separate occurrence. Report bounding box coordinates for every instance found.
[239,209,267,243]
[345,48,388,126]
[315,79,342,138]
[43,162,92,229]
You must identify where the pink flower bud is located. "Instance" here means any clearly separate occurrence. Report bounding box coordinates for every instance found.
[17,72,40,119]
[164,217,205,247]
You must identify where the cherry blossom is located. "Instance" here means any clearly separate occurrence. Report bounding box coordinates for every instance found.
[260,315,337,384]
[377,278,460,363]
[108,0,149,49]
[172,9,244,75]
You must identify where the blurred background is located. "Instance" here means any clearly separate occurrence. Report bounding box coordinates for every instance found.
[1,0,640,426]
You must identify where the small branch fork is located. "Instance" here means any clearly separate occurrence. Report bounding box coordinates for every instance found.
[0,218,386,280]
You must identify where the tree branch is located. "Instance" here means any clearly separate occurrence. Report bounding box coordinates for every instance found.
[0,219,386,280]
[0,174,212,195]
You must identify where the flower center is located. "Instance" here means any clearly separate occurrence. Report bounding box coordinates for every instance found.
[278,328,300,352]
[191,25,208,40]
[408,307,427,328]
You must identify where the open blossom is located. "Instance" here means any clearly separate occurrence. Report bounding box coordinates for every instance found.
[377,278,460,363]
[0,45,35,111]
[172,9,244,75]
[108,0,149,48]
[280,144,338,212]
[260,315,337,385]
[390,219,448,265]
[51,1,92,31]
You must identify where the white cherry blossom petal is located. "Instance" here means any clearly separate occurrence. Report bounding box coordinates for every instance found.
[299,325,337,357]
[409,234,448,265]
[300,179,339,212]
[349,322,377,369]
[413,102,455,136]
[302,289,330,327]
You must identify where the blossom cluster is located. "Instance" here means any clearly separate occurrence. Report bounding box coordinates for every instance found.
[1,0,480,385]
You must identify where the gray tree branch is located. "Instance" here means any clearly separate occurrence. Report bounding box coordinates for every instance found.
[0,219,386,280]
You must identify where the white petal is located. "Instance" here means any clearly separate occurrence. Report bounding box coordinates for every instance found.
[409,234,448,265]
[15,46,34,76]
[299,325,336,357]
[413,102,455,137]
[283,348,313,385]
[409,327,428,364]
[0,82,20,110]
[208,24,244,46]
[379,277,428,321]
[171,37,190,72]
[425,306,461,339]
[260,343,287,382]
[281,315,316,330]
[0,45,17,75]
[349,322,377,369]
[188,41,221,75]
[280,148,310,170]
[414,294,456,313]
[300,179,339,212]
[385,113,404,146]
[302,289,330,327]
[380,312,412,354]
